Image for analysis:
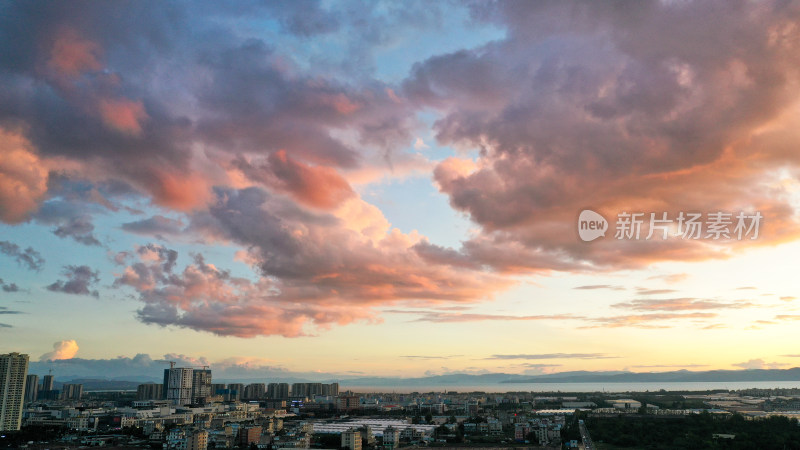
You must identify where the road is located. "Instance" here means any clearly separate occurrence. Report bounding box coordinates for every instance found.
[579,419,595,450]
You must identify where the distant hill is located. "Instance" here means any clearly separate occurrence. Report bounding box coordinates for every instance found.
[502,368,800,383]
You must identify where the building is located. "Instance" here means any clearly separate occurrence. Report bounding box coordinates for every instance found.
[24,374,38,403]
[191,369,212,405]
[0,352,29,431]
[342,428,362,450]
[61,383,83,400]
[382,425,400,450]
[227,383,244,402]
[186,428,209,450]
[243,383,265,400]
[338,395,361,411]
[238,425,262,446]
[166,367,194,406]
[41,374,54,392]
[323,383,339,396]
[612,399,642,410]
[166,427,208,450]
[267,383,289,399]
[39,374,56,400]
[137,383,163,400]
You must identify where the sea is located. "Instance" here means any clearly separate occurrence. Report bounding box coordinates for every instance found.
[341,381,800,393]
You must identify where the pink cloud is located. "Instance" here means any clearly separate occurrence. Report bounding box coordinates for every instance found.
[47,27,102,78]
[98,98,148,135]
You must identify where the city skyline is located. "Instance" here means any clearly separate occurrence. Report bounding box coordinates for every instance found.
[2,1,800,379]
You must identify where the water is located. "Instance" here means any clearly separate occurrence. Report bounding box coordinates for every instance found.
[342,381,800,393]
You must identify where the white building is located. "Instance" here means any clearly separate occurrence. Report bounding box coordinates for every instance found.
[167,367,194,406]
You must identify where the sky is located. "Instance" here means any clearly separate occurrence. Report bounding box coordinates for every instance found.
[1,0,800,381]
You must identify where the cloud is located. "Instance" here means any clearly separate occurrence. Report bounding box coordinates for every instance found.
[46,27,102,78]
[733,359,788,370]
[0,278,20,292]
[46,265,100,297]
[647,273,689,284]
[582,312,717,329]
[410,312,583,323]
[4,0,800,341]
[635,288,678,295]
[24,352,334,381]
[574,285,625,291]
[401,355,458,360]
[53,216,102,246]
[0,241,45,271]
[0,307,22,315]
[40,340,79,361]
[98,98,148,135]
[406,0,800,273]
[780,296,796,301]
[629,364,709,369]
[487,353,619,360]
[231,150,355,209]
[121,215,185,238]
[775,315,800,321]
[611,298,755,311]
[0,127,50,223]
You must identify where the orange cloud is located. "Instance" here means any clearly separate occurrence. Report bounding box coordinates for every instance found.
[233,151,355,209]
[39,340,79,361]
[98,98,148,135]
[148,170,213,211]
[0,128,49,223]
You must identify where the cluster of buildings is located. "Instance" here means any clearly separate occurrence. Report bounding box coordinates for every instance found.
[141,365,341,407]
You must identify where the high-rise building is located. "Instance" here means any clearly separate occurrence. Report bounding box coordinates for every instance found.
[191,369,212,405]
[243,383,265,400]
[166,367,194,406]
[322,382,339,396]
[41,374,54,392]
[0,352,29,431]
[24,374,38,403]
[267,383,289,399]
[341,428,362,450]
[137,383,163,400]
[227,383,244,402]
[61,383,83,400]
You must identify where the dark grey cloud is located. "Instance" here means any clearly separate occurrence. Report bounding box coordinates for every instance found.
[121,215,184,238]
[53,216,102,246]
[0,241,45,271]
[0,278,20,292]
[46,265,100,297]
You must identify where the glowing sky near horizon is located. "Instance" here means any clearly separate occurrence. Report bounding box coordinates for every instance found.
[1,0,800,379]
